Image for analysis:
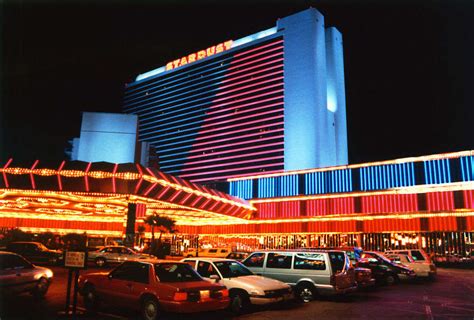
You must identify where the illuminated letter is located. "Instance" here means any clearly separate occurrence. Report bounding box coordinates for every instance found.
[224,40,233,50]
[172,59,180,68]
[197,50,206,60]
[166,62,174,70]
[206,46,216,56]
[188,53,196,63]
[180,57,188,66]
[216,43,224,53]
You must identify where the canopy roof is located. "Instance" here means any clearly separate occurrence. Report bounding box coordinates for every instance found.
[0,159,255,228]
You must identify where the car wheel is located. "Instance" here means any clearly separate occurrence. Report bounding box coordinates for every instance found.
[32,277,49,298]
[229,291,249,314]
[385,274,397,286]
[95,257,106,267]
[296,283,316,303]
[83,284,99,313]
[142,296,160,320]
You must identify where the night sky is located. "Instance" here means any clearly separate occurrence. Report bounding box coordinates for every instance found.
[2,0,473,168]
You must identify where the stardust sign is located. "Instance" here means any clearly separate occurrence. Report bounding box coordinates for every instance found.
[166,40,233,71]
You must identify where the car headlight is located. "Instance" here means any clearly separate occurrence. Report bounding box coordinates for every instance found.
[45,269,54,279]
[249,290,264,297]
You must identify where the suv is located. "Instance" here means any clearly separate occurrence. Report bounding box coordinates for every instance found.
[88,245,152,267]
[182,257,292,314]
[242,250,357,302]
[6,242,64,266]
[0,251,54,298]
[385,249,431,263]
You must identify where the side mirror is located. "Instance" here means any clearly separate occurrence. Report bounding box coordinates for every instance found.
[209,274,220,282]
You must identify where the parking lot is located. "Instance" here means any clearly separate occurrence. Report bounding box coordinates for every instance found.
[1,266,473,320]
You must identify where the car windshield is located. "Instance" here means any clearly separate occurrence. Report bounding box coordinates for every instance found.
[154,263,203,282]
[37,243,49,251]
[372,252,393,263]
[214,260,253,278]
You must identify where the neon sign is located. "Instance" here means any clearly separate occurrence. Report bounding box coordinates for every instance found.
[165,40,233,71]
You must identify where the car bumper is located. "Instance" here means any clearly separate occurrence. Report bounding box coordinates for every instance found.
[398,273,416,280]
[250,293,293,305]
[160,298,230,313]
[357,278,376,288]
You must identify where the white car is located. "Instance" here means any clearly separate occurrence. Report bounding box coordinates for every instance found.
[385,253,436,278]
[181,257,293,314]
[88,246,151,267]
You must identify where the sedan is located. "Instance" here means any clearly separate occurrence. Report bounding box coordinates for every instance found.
[88,246,151,267]
[78,260,230,320]
[0,251,53,298]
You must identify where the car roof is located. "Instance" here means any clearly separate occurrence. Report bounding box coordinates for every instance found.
[182,257,236,262]
[0,251,21,255]
[8,241,41,244]
[132,258,190,264]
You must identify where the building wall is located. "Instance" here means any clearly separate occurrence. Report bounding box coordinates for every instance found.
[124,8,348,182]
[77,112,138,163]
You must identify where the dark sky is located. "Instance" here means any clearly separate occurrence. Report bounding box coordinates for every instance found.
[2,0,473,167]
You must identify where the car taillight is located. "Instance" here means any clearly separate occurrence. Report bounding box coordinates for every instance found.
[173,292,188,301]
[221,289,229,298]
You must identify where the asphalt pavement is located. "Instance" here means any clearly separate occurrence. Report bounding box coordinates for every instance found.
[1,265,473,320]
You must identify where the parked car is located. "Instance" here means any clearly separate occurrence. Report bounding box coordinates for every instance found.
[242,250,357,302]
[225,252,250,261]
[78,260,229,320]
[0,251,53,298]
[199,248,233,258]
[385,253,436,279]
[357,251,415,285]
[6,241,64,266]
[301,247,373,288]
[385,249,431,263]
[88,245,152,267]
[182,257,292,314]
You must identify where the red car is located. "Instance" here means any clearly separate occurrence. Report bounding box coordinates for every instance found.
[78,259,230,320]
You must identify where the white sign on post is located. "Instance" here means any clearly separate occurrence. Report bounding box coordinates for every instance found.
[64,251,87,269]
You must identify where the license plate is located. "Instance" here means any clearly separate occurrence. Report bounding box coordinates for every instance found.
[200,290,210,300]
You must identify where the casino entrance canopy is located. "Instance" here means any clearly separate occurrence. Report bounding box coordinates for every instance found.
[0,160,255,236]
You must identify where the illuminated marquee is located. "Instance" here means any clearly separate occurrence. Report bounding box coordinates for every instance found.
[165,40,233,71]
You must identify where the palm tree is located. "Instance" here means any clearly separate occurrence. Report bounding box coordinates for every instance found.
[143,214,177,241]
[143,214,177,258]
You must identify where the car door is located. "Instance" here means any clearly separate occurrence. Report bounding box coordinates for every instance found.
[263,252,293,283]
[0,254,37,294]
[101,261,150,308]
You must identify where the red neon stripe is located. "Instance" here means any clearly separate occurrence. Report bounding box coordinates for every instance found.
[192,123,283,143]
[207,94,284,116]
[199,114,283,135]
[230,45,283,66]
[209,82,283,106]
[155,185,171,199]
[174,155,283,173]
[57,160,65,191]
[143,182,158,197]
[177,161,284,178]
[205,102,283,124]
[3,158,13,169]
[218,71,283,92]
[234,39,283,57]
[183,129,284,154]
[84,162,92,192]
[168,190,183,202]
[220,64,283,86]
[228,51,283,71]
[28,160,39,190]
[202,107,283,128]
[174,146,284,166]
[112,163,118,193]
